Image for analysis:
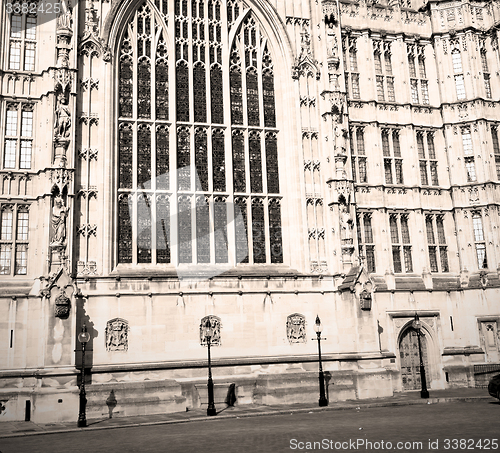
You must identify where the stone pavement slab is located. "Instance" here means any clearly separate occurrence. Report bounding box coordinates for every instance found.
[0,388,495,439]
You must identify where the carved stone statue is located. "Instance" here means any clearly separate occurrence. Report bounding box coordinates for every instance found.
[57,0,72,30]
[340,204,353,241]
[54,93,71,138]
[326,24,338,58]
[51,196,69,245]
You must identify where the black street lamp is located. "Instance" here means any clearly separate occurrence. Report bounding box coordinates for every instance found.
[314,315,328,407]
[412,313,429,399]
[77,324,91,427]
[201,318,217,416]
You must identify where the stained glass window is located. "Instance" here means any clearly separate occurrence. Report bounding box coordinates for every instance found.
[117,1,282,267]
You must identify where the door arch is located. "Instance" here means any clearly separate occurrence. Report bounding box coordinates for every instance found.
[399,325,429,391]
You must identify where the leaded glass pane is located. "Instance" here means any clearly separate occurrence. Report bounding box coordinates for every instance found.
[210,66,224,124]
[235,197,249,263]
[195,128,208,191]
[178,196,192,263]
[15,244,27,275]
[119,123,133,189]
[137,193,152,263]
[246,69,260,126]
[390,216,399,243]
[266,133,279,194]
[401,216,410,243]
[177,127,191,190]
[194,63,207,123]
[118,194,133,263]
[252,199,266,263]
[230,46,243,125]
[138,59,152,119]
[176,62,190,122]
[137,125,152,187]
[156,126,169,189]
[269,199,283,263]
[249,132,262,193]
[392,246,402,273]
[119,55,133,118]
[426,217,435,244]
[212,129,225,192]
[440,247,449,272]
[232,131,245,192]
[155,59,169,120]
[214,198,228,263]
[156,195,170,263]
[196,196,210,263]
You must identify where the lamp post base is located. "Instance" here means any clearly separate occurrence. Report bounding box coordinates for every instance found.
[207,405,217,416]
[77,417,87,428]
[319,397,328,407]
[420,389,429,399]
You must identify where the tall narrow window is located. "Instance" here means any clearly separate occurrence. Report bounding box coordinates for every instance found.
[117,1,282,266]
[0,204,29,275]
[472,213,487,269]
[407,45,429,105]
[492,126,500,180]
[3,103,33,170]
[426,214,448,272]
[8,3,38,71]
[452,50,466,100]
[462,127,476,182]
[357,212,375,272]
[373,41,394,102]
[382,129,403,184]
[481,50,492,99]
[390,213,412,273]
[417,131,438,186]
[343,36,360,100]
[350,127,367,183]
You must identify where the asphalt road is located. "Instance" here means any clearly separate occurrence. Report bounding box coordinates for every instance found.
[1,401,498,453]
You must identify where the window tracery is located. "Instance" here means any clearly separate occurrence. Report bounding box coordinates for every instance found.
[117,0,282,267]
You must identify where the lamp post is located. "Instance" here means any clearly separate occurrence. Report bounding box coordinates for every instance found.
[412,313,429,399]
[201,318,217,416]
[314,315,328,407]
[77,324,91,427]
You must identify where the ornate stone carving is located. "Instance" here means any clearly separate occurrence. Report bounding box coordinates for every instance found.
[105,318,129,352]
[200,315,222,346]
[286,313,307,344]
[54,292,71,319]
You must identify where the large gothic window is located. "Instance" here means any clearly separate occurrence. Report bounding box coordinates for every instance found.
[117,0,282,266]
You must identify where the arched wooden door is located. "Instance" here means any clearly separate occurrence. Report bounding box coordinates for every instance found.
[399,327,429,391]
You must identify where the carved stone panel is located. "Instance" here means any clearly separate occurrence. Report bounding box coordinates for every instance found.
[105,318,129,352]
[286,313,307,344]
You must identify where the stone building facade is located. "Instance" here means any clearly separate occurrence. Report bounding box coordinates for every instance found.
[0,0,499,422]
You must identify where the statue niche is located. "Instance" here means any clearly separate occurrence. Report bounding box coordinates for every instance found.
[51,194,69,246]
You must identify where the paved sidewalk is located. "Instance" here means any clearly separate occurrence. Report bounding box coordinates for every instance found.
[0,388,496,439]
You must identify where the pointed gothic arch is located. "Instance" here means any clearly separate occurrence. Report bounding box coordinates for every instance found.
[397,318,440,391]
[111,0,295,268]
